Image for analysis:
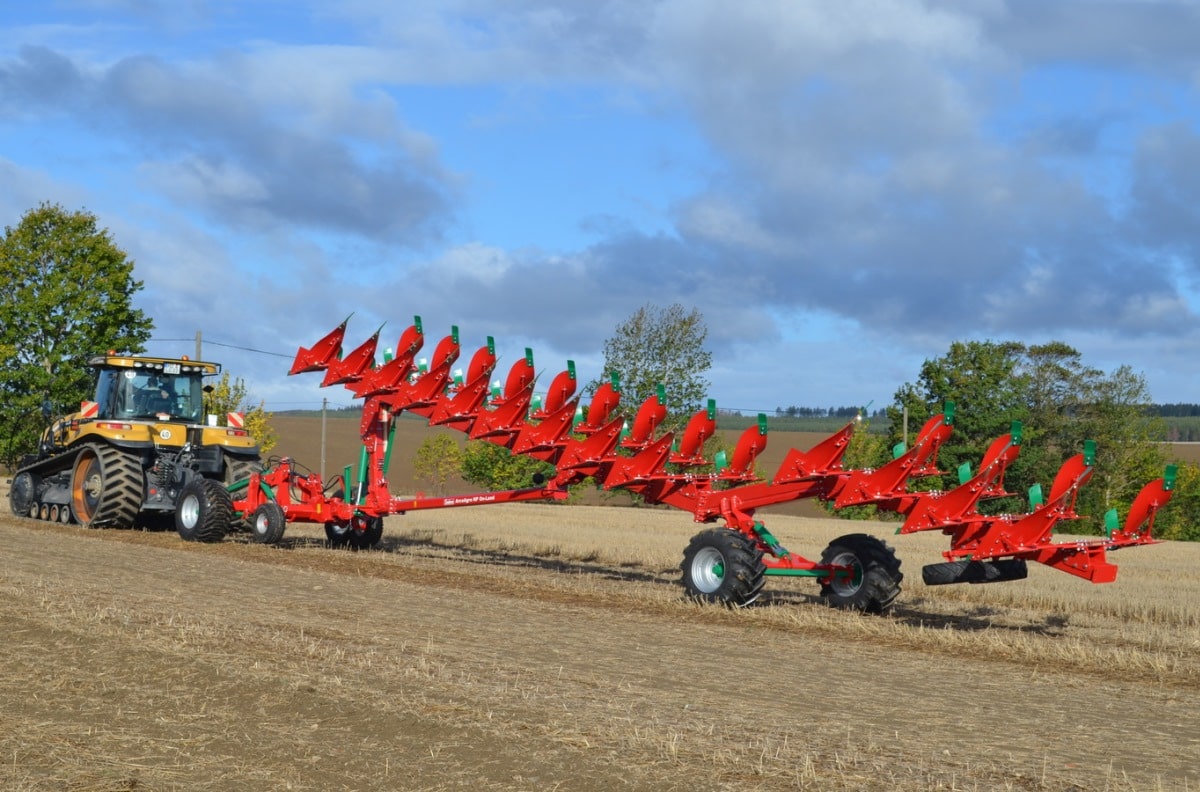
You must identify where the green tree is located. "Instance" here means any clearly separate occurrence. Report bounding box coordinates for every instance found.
[460,440,555,492]
[202,371,278,455]
[588,303,712,431]
[1154,461,1200,542]
[829,413,892,519]
[0,203,153,467]
[887,340,1166,531]
[885,340,1029,503]
[1071,365,1166,521]
[413,433,463,495]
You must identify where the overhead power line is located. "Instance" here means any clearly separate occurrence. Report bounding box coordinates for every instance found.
[150,337,293,359]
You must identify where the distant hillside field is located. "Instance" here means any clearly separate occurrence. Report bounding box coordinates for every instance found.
[267,415,1200,515]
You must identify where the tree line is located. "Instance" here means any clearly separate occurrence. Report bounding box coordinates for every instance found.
[3,203,1196,541]
[777,403,1200,420]
[0,203,275,467]
[774,405,887,419]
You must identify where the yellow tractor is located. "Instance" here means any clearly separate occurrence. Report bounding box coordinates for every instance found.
[8,353,261,541]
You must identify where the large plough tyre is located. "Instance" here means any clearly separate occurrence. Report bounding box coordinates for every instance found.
[819,533,903,613]
[681,528,767,607]
[175,478,233,543]
[71,444,144,528]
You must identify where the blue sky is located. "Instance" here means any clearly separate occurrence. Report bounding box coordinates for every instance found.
[3,1,1200,416]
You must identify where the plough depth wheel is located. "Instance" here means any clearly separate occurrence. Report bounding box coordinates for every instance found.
[819,533,903,613]
[681,528,767,607]
[922,558,1028,586]
[325,515,384,550]
[249,502,287,545]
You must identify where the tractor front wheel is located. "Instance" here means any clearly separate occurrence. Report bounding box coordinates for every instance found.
[680,528,766,607]
[818,533,903,613]
[175,478,233,543]
[249,502,287,545]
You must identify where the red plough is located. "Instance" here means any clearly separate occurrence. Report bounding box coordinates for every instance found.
[241,317,1174,612]
[896,426,1176,584]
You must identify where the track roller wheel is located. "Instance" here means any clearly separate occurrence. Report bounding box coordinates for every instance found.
[819,533,903,613]
[249,502,287,545]
[71,444,144,528]
[680,528,767,607]
[175,478,233,543]
[9,472,35,518]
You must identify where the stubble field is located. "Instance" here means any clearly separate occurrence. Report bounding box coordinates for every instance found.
[2,419,1199,790]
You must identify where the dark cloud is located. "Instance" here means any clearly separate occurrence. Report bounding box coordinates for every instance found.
[0,46,85,116]
[1,47,456,244]
[981,0,1200,73]
[618,1,1200,349]
[1129,124,1200,262]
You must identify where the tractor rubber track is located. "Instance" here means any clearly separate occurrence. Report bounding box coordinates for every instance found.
[12,447,80,480]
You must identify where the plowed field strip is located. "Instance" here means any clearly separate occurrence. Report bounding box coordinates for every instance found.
[2,513,1198,791]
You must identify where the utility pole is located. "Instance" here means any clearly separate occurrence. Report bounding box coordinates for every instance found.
[195,330,202,361]
[321,397,327,479]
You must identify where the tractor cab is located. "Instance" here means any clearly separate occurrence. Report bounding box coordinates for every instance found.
[90,355,217,423]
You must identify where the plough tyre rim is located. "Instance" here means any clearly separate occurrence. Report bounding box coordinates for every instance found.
[250,502,287,545]
[680,528,766,607]
[825,549,865,598]
[174,478,233,543]
[689,546,726,593]
[819,533,903,614]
